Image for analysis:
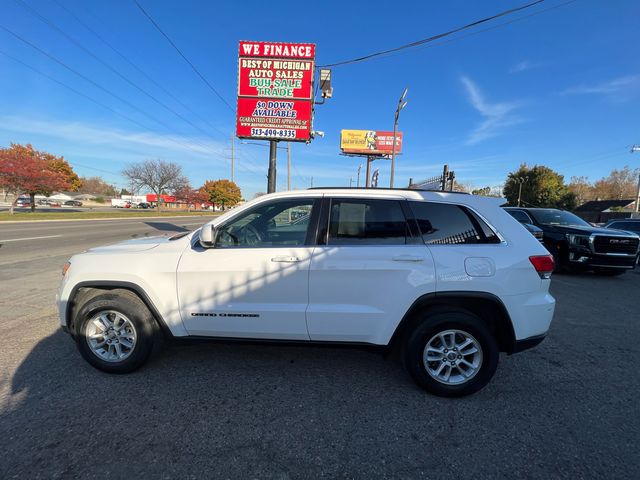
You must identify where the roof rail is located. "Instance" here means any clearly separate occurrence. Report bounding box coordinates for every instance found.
[307,186,470,194]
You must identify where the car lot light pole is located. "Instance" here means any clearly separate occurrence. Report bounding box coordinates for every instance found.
[390,87,408,189]
[517,176,528,207]
[632,145,640,212]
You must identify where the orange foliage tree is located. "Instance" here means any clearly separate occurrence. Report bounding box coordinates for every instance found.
[0,143,77,214]
[200,179,242,210]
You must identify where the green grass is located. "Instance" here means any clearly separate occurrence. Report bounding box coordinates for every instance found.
[0,210,221,221]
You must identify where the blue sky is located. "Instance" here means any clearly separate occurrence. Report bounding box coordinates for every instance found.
[1,0,638,198]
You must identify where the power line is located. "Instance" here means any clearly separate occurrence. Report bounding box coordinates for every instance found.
[52,0,230,141]
[132,0,234,112]
[0,48,229,165]
[405,0,580,59]
[0,23,247,172]
[15,0,222,142]
[318,0,546,68]
[0,24,181,136]
[0,49,153,134]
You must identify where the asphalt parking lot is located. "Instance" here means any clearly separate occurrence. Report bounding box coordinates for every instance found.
[1,218,639,479]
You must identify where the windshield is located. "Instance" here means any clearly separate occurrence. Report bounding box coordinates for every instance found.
[530,209,591,227]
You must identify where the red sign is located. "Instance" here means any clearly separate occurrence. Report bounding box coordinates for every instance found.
[239,41,315,59]
[146,194,176,203]
[238,58,314,99]
[236,98,312,141]
[236,41,315,142]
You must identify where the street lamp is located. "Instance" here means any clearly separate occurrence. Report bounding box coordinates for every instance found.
[390,87,408,188]
[517,176,528,207]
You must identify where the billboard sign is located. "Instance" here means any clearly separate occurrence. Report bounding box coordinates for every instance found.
[340,130,403,155]
[236,41,315,142]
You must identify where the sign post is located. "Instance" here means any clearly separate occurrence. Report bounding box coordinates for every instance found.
[236,41,316,193]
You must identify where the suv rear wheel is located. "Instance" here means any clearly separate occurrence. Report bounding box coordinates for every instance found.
[404,311,498,397]
[75,291,156,373]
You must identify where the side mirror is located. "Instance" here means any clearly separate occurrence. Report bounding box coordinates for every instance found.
[199,225,217,248]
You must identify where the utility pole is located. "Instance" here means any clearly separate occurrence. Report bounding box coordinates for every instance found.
[231,134,235,183]
[357,164,362,188]
[390,87,408,188]
[310,176,314,188]
[631,145,640,213]
[287,142,291,191]
[268,140,277,193]
[349,177,354,187]
[441,165,449,192]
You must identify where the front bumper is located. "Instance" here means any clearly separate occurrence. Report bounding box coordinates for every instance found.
[568,249,637,269]
[513,333,546,353]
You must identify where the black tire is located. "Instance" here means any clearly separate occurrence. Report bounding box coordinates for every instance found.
[404,311,499,397]
[75,290,157,373]
[593,268,626,276]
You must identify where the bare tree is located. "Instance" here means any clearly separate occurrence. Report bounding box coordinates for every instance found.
[122,159,189,211]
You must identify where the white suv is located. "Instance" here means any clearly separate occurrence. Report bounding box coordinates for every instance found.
[57,189,555,397]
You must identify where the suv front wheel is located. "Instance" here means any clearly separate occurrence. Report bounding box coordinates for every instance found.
[75,291,157,373]
[404,311,498,397]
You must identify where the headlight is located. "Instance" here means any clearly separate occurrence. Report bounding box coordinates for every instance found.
[566,234,590,247]
[62,261,71,276]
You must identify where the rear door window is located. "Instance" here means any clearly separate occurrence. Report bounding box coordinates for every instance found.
[327,199,410,245]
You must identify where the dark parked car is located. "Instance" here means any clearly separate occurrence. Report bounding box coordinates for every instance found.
[605,218,640,266]
[505,207,639,275]
[604,218,640,234]
[63,200,83,207]
[136,202,151,209]
[520,222,544,242]
[15,197,31,207]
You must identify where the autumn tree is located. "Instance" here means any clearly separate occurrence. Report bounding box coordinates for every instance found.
[200,179,242,210]
[49,157,82,191]
[122,159,189,211]
[78,176,117,196]
[503,164,576,209]
[174,184,209,210]
[568,176,594,206]
[592,166,639,200]
[0,143,75,214]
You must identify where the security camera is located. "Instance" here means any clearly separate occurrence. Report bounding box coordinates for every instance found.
[311,131,325,138]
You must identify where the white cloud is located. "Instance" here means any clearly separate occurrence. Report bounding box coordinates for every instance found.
[460,76,524,145]
[0,115,228,162]
[509,60,541,74]
[561,74,640,100]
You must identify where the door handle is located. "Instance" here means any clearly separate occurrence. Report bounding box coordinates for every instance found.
[271,256,301,263]
[392,255,424,262]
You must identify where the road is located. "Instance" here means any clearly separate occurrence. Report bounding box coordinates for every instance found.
[1,218,639,479]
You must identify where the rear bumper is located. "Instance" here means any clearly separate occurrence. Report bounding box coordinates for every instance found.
[512,333,546,353]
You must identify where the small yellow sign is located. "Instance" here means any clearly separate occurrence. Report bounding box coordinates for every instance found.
[340,129,402,155]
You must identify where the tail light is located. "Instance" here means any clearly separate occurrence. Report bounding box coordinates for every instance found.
[62,261,71,276]
[529,255,554,279]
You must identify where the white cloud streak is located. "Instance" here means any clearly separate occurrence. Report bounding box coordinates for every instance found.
[460,76,524,145]
[509,60,541,74]
[560,74,640,99]
[0,116,228,162]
